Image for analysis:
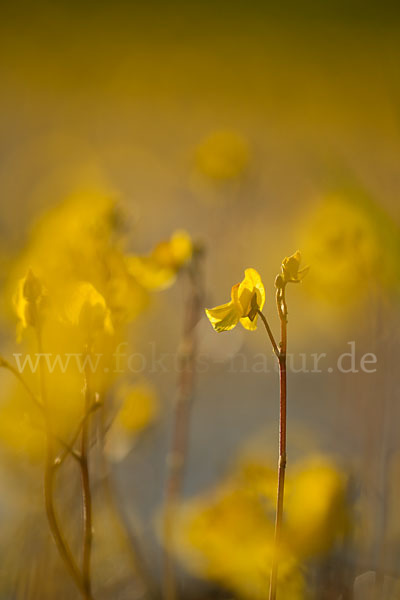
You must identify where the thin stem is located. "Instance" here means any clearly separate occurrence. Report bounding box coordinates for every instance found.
[56,400,101,468]
[163,250,204,600]
[80,355,94,599]
[256,310,280,358]
[0,357,43,410]
[268,285,288,600]
[36,329,87,598]
[0,356,86,465]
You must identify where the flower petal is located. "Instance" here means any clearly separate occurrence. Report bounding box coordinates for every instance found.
[297,265,310,281]
[238,268,266,314]
[205,301,241,332]
[281,251,309,283]
[127,255,176,290]
[240,313,260,331]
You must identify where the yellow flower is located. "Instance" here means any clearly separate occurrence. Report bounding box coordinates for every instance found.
[6,193,149,330]
[64,282,114,337]
[169,457,305,600]
[168,454,349,600]
[298,193,400,305]
[153,230,192,270]
[115,381,159,433]
[285,458,349,556]
[205,268,265,332]
[13,269,46,340]
[280,251,309,285]
[127,230,193,290]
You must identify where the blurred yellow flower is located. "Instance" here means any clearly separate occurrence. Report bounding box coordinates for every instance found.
[195,130,250,181]
[115,381,159,434]
[168,454,349,600]
[205,268,265,332]
[13,269,46,340]
[1,193,163,461]
[64,282,114,338]
[299,193,400,305]
[6,192,149,330]
[127,230,193,290]
[285,458,349,556]
[280,251,309,285]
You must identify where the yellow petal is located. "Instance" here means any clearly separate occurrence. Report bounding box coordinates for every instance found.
[13,279,29,329]
[127,255,176,290]
[169,230,193,266]
[205,300,241,332]
[12,269,46,339]
[297,265,310,281]
[240,314,260,331]
[238,268,266,316]
[64,282,114,335]
[115,381,159,433]
[281,251,309,283]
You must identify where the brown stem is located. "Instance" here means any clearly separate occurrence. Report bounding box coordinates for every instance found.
[36,330,88,598]
[44,454,88,596]
[80,356,94,599]
[163,250,204,600]
[268,285,287,600]
[56,400,101,468]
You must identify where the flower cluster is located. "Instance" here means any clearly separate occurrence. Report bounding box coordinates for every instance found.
[2,194,193,458]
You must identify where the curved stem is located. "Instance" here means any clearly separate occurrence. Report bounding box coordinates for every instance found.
[0,356,86,466]
[44,456,88,596]
[56,401,101,468]
[0,357,43,410]
[36,330,88,598]
[268,285,287,600]
[81,355,94,599]
[256,310,280,358]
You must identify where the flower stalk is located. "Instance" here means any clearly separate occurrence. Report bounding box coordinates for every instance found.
[80,352,94,599]
[268,282,288,600]
[36,327,89,599]
[205,250,308,600]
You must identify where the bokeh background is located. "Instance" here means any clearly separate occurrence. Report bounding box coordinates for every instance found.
[1,1,400,599]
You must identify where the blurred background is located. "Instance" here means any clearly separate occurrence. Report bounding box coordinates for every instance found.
[0,1,400,599]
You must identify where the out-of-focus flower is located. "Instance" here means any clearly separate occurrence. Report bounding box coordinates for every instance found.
[285,458,350,556]
[299,193,400,305]
[5,192,150,330]
[195,130,250,181]
[205,268,265,332]
[2,193,151,459]
[168,454,349,600]
[127,230,193,290]
[13,269,46,340]
[106,380,159,462]
[63,282,114,338]
[279,251,309,285]
[2,193,191,466]
[115,381,159,434]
